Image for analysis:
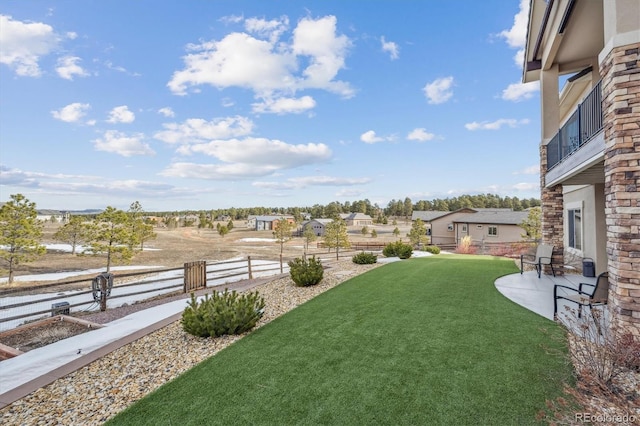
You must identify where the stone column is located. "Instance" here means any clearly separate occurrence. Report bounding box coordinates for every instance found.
[600,43,640,335]
[540,144,564,276]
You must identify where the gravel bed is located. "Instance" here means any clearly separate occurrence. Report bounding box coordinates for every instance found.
[0,261,380,425]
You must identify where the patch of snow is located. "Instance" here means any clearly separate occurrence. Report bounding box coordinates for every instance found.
[0,266,165,284]
[237,238,277,243]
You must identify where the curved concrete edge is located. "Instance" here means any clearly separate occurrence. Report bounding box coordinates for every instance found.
[0,275,283,410]
[0,312,180,409]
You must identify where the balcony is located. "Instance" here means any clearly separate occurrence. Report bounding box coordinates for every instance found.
[545,81,605,187]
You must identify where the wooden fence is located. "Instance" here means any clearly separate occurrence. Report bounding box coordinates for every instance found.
[184,261,207,293]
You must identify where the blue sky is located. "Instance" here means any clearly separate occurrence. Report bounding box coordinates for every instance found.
[0,0,541,212]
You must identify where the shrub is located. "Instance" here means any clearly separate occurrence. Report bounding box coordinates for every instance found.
[352,251,377,264]
[181,289,265,338]
[383,241,413,259]
[288,256,324,287]
[424,245,441,255]
[455,235,476,254]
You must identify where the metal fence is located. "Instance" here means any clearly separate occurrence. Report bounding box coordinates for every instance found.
[546,80,603,170]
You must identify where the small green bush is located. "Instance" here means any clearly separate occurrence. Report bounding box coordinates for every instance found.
[424,245,441,254]
[181,289,265,338]
[383,241,413,259]
[352,251,377,264]
[288,256,324,286]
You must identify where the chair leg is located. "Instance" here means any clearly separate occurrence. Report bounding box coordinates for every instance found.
[578,304,582,318]
[550,263,556,277]
[536,263,541,278]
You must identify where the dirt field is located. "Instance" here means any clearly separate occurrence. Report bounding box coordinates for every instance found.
[1,220,413,285]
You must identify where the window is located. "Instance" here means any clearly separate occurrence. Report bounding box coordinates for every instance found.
[462,225,467,232]
[568,208,582,250]
[488,226,498,236]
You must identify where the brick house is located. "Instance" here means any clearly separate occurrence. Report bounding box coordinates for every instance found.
[523,0,639,333]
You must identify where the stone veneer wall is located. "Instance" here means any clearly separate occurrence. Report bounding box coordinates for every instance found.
[600,42,640,334]
[540,143,564,276]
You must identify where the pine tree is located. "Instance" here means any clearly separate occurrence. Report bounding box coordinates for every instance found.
[53,215,89,255]
[0,194,46,283]
[273,217,293,256]
[520,207,542,242]
[407,218,427,246]
[323,219,350,260]
[302,224,317,254]
[85,206,134,272]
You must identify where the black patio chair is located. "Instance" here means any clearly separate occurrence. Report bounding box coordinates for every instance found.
[553,271,609,318]
[520,244,555,278]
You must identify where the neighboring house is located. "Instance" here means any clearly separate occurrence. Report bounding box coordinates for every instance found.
[412,208,520,246]
[340,213,373,226]
[249,215,295,231]
[300,218,334,237]
[523,0,639,332]
[412,209,476,246]
[452,210,529,246]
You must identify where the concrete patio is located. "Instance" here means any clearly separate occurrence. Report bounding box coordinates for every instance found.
[495,269,602,322]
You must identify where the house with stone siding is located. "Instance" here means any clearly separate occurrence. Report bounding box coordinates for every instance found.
[522,0,639,333]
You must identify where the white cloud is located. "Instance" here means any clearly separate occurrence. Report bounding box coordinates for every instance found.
[465,118,530,131]
[154,116,254,145]
[0,14,61,77]
[106,105,135,123]
[161,138,332,180]
[185,138,331,167]
[253,175,371,190]
[513,182,539,192]
[423,76,454,104]
[0,166,177,198]
[161,162,277,180]
[336,188,364,198]
[93,130,155,157]
[407,128,435,142]
[293,16,353,96]
[168,15,353,102]
[380,36,399,60]
[514,165,540,175]
[220,14,244,25]
[56,56,88,80]
[360,130,385,144]
[501,81,539,101]
[158,107,175,118]
[244,16,289,43]
[499,0,530,67]
[51,102,90,123]
[252,95,316,114]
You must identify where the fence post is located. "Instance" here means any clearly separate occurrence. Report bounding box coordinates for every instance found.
[100,276,107,312]
[248,256,253,279]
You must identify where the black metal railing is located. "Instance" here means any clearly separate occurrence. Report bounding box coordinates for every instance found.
[546,80,603,170]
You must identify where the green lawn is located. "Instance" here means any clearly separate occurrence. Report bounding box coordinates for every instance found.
[108,255,571,425]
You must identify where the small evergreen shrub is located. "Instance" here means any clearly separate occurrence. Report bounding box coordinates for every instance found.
[288,256,324,286]
[181,289,265,338]
[383,241,413,259]
[424,245,441,254]
[352,251,377,264]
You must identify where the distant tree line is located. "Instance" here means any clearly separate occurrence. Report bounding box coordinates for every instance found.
[148,193,540,225]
